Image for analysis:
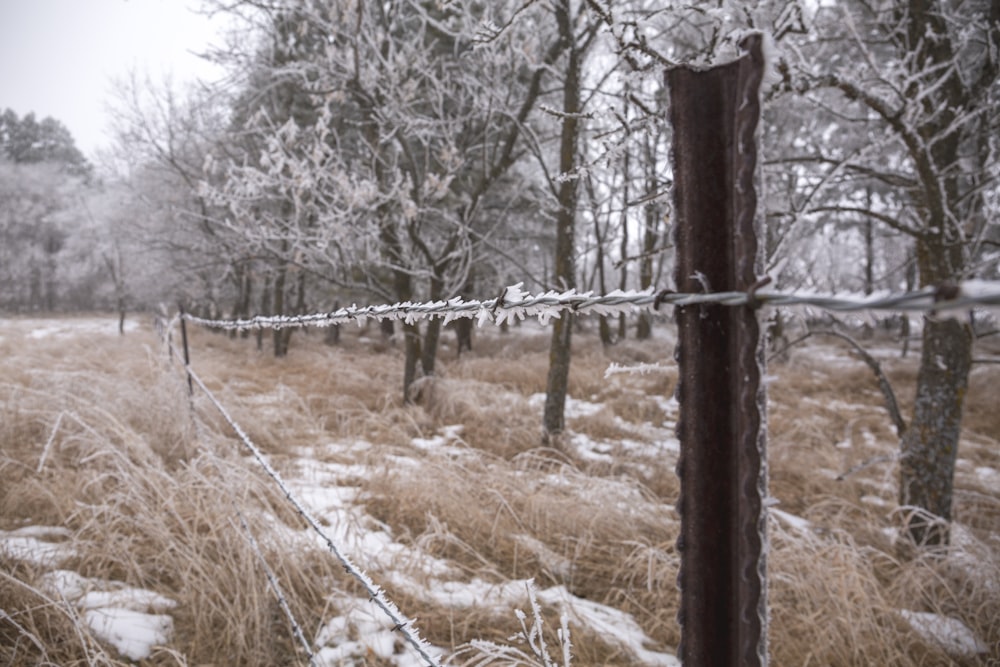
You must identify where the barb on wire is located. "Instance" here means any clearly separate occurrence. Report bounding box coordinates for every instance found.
[184,364,443,667]
[181,280,1000,332]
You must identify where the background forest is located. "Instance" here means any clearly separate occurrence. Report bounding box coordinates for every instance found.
[3,1,1000,664]
[4,0,998,536]
[4,0,995,328]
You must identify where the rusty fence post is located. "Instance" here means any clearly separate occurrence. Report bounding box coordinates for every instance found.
[667,35,768,667]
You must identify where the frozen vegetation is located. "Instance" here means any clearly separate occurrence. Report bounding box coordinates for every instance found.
[1,314,998,665]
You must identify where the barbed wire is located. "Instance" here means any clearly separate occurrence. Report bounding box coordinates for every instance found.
[181,280,1000,332]
[181,358,443,667]
[234,510,318,667]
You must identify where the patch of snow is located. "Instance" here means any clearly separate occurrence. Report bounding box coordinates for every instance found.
[802,397,875,413]
[39,569,177,661]
[771,508,812,533]
[527,393,604,418]
[568,431,676,463]
[0,526,75,567]
[860,495,890,508]
[314,600,432,667]
[3,525,72,539]
[83,608,173,661]
[880,527,899,544]
[410,425,476,459]
[975,466,997,480]
[604,361,671,378]
[899,610,988,657]
[569,433,615,463]
[537,585,680,666]
[25,318,140,339]
[391,574,527,610]
[411,435,447,450]
[861,429,878,449]
[654,395,680,416]
[947,524,1000,595]
[78,588,177,613]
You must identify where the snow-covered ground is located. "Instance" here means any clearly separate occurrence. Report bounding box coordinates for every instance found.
[1,314,996,664]
[0,529,176,661]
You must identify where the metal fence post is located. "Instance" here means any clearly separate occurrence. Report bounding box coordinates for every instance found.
[667,35,768,667]
[178,303,194,396]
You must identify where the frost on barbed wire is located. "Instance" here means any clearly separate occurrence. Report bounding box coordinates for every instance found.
[181,281,1000,332]
[235,512,317,666]
[604,362,672,379]
[183,365,443,667]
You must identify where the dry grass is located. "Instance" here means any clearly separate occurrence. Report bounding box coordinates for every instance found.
[1,315,998,665]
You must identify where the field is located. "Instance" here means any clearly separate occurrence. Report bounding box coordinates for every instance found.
[1,313,998,666]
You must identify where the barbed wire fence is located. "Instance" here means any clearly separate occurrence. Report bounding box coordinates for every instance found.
[170,345,445,667]
[180,280,1000,332]
[168,278,1000,666]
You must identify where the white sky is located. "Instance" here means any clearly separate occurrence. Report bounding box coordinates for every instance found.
[0,0,225,160]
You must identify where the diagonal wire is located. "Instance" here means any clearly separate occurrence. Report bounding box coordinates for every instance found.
[183,362,443,667]
[234,510,319,667]
[181,280,1000,332]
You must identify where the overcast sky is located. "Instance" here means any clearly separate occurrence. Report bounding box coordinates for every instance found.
[0,0,225,160]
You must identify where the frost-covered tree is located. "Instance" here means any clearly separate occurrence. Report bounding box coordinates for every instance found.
[202,0,566,393]
[538,0,602,439]
[1,108,91,177]
[104,74,244,317]
[0,111,97,312]
[778,0,1000,545]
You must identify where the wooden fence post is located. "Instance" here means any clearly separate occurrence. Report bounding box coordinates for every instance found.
[667,35,768,667]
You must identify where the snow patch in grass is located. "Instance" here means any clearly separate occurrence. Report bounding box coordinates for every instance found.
[899,610,988,657]
[83,607,174,661]
[537,585,680,666]
[860,494,890,507]
[975,466,997,480]
[411,424,469,456]
[39,569,177,661]
[771,508,812,533]
[314,600,428,667]
[528,393,605,418]
[23,318,139,339]
[0,526,75,566]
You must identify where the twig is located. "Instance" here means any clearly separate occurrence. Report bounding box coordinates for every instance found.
[836,452,898,481]
[775,329,908,437]
[36,411,65,473]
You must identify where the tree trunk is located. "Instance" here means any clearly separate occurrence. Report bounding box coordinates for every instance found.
[899,316,972,546]
[325,300,341,345]
[543,0,581,441]
[618,89,630,342]
[272,262,289,357]
[422,318,442,375]
[403,322,422,403]
[636,138,660,340]
[544,315,574,436]
[592,188,613,346]
[421,275,444,375]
